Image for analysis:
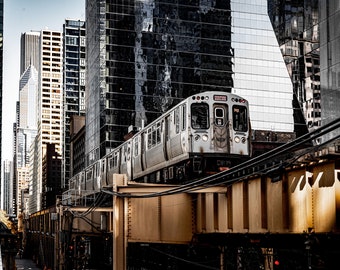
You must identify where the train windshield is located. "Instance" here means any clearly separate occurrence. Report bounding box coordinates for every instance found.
[191,103,209,129]
[232,105,248,132]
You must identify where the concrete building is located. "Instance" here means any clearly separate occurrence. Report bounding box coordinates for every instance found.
[42,143,62,208]
[28,29,63,213]
[69,115,85,176]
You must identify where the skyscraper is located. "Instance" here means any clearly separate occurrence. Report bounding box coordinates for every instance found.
[29,29,63,213]
[16,65,38,215]
[231,0,294,133]
[15,31,41,217]
[2,160,13,216]
[268,0,319,135]
[0,0,3,204]
[319,0,340,143]
[62,19,86,186]
[20,31,41,75]
[85,0,295,166]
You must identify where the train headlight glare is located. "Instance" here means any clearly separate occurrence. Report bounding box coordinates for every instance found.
[202,134,208,141]
[195,135,200,141]
[234,136,240,143]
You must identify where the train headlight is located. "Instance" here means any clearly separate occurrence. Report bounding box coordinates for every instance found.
[195,135,201,141]
[242,137,246,143]
[234,136,240,143]
[202,134,208,141]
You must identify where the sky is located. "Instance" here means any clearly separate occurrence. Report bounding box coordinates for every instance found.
[2,0,85,161]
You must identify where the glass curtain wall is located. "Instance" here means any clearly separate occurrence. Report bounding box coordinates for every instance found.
[85,0,294,165]
[231,0,294,132]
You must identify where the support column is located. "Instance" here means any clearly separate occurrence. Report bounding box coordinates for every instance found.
[112,174,127,270]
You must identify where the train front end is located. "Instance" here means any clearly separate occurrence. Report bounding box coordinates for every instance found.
[188,92,251,172]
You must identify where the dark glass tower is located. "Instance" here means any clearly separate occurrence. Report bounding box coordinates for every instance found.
[0,0,3,199]
[268,0,319,136]
[85,0,295,165]
[319,0,340,143]
[63,19,86,187]
[85,0,234,165]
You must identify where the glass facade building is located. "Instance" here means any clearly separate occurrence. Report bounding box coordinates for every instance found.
[319,0,340,143]
[268,0,319,135]
[20,31,41,75]
[14,32,41,217]
[2,160,12,215]
[63,19,86,186]
[0,0,3,199]
[85,0,294,165]
[231,0,294,132]
[16,65,38,215]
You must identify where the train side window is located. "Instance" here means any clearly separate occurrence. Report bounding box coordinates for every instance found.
[152,125,157,146]
[114,152,118,167]
[191,103,209,129]
[175,108,180,133]
[182,105,186,131]
[156,122,161,144]
[108,155,114,169]
[134,137,139,156]
[101,159,106,173]
[214,107,226,126]
[123,144,130,162]
[147,128,152,149]
[86,169,92,181]
[232,105,248,132]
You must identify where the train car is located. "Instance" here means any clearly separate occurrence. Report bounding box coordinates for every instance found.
[129,91,251,183]
[106,91,251,185]
[67,91,251,195]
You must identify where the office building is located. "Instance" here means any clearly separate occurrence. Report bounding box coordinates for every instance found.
[70,115,85,176]
[15,31,41,216]
[3,160,13,216]
[85,0,295,166]
[62,19,86,186]
[20,31,41,75]
[0,0,3,203]
[319,0,340,143]
[16,65,39,215]
[29,29,63,213]
[268,0,319,135]
[42,143,62,208]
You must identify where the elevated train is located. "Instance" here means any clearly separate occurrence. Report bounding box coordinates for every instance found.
[68,91,251,196]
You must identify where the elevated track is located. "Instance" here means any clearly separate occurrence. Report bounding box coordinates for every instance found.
[27,118,340,269]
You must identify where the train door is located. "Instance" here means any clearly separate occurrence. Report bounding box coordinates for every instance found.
[213,104,230,152]
[165,114,172,159]
[121,141,132,180]
[231,105,250,155]
[132,135,143,179]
